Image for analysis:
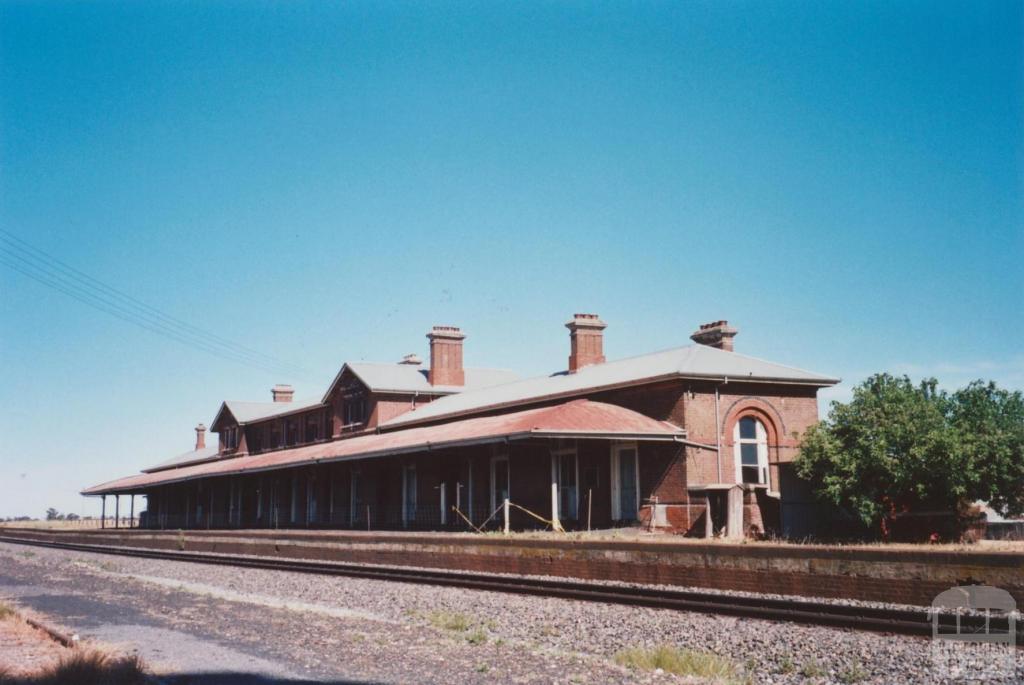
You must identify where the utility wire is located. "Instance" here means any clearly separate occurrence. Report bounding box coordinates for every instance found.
[0,254,288,375]
[0,229,308,374]
[0,230,311,377]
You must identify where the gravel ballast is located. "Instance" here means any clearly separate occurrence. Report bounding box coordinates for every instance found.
[0,541,1017,684]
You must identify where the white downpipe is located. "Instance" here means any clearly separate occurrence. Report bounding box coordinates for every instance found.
[550,455,560,528]
[503,498,510,535]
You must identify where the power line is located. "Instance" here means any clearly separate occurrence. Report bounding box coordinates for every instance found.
[0,229,308,374]
[0,230,312,378]
[0,253,289,374]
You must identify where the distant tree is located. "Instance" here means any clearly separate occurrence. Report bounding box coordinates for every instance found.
[65,513,80,521]
[45,507,61,521]
[796,374,1024,536]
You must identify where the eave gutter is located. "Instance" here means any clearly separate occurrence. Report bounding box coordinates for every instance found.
[80,428,684,496]
[380,371,840,432]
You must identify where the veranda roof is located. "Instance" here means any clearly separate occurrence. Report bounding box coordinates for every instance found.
[82,400,684,496]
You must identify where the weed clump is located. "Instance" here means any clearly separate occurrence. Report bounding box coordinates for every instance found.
[614,645,743,683]
[425,610,472,632]
[1,649,147,685]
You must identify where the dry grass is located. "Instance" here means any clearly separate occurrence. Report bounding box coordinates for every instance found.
[0,648,147,685]
[0,602,146,685]
[614,645,745,683]
[0,521,106,530]
[425,610,472,632]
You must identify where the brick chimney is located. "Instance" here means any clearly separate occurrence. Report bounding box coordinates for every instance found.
[427,326,465,386]
[195,423,206,450]
[566,313,607,372]
[690,320,738,352]
[271,384,294,402]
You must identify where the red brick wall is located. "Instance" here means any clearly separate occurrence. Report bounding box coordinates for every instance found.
[582,379,820,490]
[13,529,1022,608]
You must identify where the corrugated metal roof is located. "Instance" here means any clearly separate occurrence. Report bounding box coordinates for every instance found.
[81,400,682,495]
[345,362,519,394]
[210,398,326,431]
[221,398,325,424]
[381,344,840,429]
[142,446,220,473]
[320,362,519,401]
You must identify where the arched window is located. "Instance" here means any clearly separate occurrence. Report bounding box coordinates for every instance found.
[734,416,769,486]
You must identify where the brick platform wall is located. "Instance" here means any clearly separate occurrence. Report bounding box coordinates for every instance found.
[5,528,1020,608]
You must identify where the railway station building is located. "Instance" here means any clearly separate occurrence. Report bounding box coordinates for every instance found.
[83,316,838,538]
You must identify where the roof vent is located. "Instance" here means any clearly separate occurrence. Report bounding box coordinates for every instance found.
[399,354,423,365]
[271,384,294,402]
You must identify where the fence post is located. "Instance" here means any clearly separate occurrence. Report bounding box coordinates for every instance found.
[503,498,510,535]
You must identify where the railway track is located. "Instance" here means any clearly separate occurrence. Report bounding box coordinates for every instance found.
[0,534,1017,642]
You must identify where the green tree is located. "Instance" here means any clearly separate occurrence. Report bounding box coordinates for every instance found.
[949,380,1024,517]
[795,374,1024,534]
[45,507,60,521]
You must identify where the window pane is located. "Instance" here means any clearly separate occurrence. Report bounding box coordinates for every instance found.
[558,453,577,519]
[560,454,577,486]
[741,443,759,466]
[560,488,577,520]
[618,449,638,520]
[493,459,509,505]
[739,417,757,440]
[741,465,760,484]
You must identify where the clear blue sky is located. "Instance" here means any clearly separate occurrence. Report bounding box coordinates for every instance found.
[1,1,1021,518]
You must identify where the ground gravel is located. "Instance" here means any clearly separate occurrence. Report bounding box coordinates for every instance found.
[0,542,1018,684]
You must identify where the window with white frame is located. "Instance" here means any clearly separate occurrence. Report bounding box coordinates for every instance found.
[611,442,640,521]
[402,463,417,526]
[223,427,239,451]
[734,416,769,486]
[343,390,367,429]
[490,451,509,514]
[551,445,578,521]
[350,470,362,523]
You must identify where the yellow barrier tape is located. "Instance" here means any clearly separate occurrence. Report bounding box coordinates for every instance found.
[451,506,484,533]
[451,501,566,534]
[509,502,565,533]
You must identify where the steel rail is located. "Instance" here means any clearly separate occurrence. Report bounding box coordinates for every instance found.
[0,535,1016,642]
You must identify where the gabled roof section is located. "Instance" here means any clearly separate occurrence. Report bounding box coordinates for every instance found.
[320,361,519,402]
[142,446,219,473]
[82,400,683,495]
[210,397,325,431]
[381,344,840,429]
